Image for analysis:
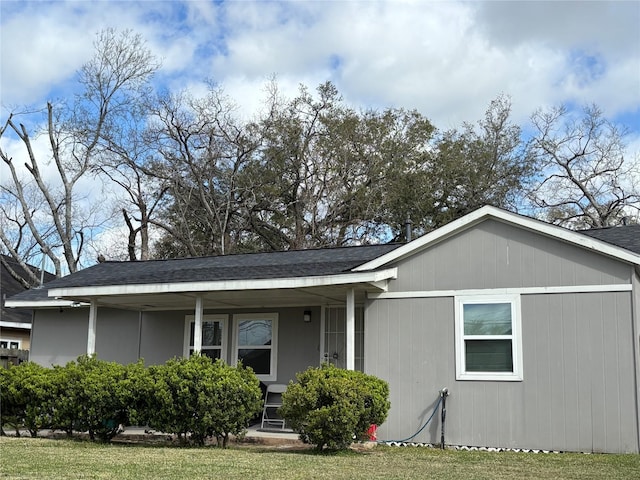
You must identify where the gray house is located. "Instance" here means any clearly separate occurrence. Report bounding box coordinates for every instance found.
[6,206,640,453]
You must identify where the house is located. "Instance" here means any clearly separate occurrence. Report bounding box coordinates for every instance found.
[5,206,640,453]
[1,255,55,366]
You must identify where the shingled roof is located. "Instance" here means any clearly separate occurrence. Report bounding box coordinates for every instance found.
[8,243,402,303]
[580,225,640,255]
[1,255,55,322]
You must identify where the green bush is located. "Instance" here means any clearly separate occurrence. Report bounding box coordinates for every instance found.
[0,362,55,437]
[145,355,262,446]
[280,364,390,451]
[48,360,84,437]
[2,354,262,446]
[65,355,130,442]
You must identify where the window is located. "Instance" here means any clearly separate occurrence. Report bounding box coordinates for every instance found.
[0,340,20,349]
[183,315,227,360]
[454,295,522,381]
[233,313,278,381]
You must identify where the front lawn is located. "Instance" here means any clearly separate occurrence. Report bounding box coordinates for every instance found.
[0,437,638,479]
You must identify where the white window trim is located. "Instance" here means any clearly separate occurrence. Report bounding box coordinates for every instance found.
[232,312,278,382]
[184,314,228,360]
[454,294,523,381]
[0,339,21,349]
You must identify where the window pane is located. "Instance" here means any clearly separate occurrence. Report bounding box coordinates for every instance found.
[238,348,271,374]
[189,323,195,345]
[202,321,222,346]
[238,320,272,346]
[201,349,221,360]
[465,340,513,372]
[464,303,512,335]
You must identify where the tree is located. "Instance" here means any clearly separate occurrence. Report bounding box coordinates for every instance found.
[0,28,158,282]
[527,104,639,228]
[424,95,532,230]
[147,86,259,258]
[244,81,437,249]
[94,95,165,261]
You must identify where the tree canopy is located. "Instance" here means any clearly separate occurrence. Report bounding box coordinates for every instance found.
[1,28,638,285]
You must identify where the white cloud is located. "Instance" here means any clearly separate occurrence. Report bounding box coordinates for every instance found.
[2,0,638,128]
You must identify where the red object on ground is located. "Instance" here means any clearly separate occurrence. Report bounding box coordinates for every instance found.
[367,424,377,441]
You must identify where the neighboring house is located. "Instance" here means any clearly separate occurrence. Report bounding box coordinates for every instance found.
[1,255,55,365]
[5,206,640,453]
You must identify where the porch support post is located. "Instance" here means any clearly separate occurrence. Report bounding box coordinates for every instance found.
[193,295,203,353]
[87,299,97,355]
[346,288,355,370]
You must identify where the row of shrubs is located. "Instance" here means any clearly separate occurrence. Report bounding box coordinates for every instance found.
[0,355,390,450]
[0,354,262,446]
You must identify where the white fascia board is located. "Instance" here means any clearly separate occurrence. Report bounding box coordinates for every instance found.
[354,206,640,271]
[0,321,32,329]
[4,299,82,309]
[47,268,398,299]
[369,283,633,299]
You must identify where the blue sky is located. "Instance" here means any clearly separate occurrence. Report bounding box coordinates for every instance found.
[1,0,638,135]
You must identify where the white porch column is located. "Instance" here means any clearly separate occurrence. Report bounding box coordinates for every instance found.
[87,299,97,355]
[193,295,203,353]
[346,288,355,370]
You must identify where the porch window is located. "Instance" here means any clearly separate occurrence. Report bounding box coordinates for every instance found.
[233,313,278,381]
[183,314,227,360]
[454,295,522,381]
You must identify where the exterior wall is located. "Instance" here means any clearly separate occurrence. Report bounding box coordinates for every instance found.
[140,306,321,383]
[139,310,189,365]
[31,308,89,366]
[30,307,140,366]
[390,220,631,292]
[0,327,30,350]
[365,220,639,453]
[30,305,322,383]
[95,310,140,364]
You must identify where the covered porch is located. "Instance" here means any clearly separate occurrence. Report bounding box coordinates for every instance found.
[33,268,395,382]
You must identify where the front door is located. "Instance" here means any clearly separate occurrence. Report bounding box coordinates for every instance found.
[322,306,364,371]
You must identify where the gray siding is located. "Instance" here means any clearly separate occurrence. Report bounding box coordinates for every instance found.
[365,219,639,453]
[140,307,320,382]
[366,292,638,453]
[139,310,189,365]
[31,305,321,381]
[95,310,140,364]
[31,309,88,366]
[30,308,141,366]
[391,220,631,292]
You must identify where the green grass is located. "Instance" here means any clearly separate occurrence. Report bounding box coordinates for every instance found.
[0,437,638,479]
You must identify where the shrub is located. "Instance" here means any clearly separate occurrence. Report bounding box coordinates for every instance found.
[67,355,130,442]
[0,362,55,437]
[145,355,262,446]
[280,364,390,451]
[48,360,84,437]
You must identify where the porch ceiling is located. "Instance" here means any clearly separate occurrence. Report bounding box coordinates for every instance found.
[60,283,374,311]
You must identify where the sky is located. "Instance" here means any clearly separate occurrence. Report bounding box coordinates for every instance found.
[1,0,639,131]
[1,0,639,267]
